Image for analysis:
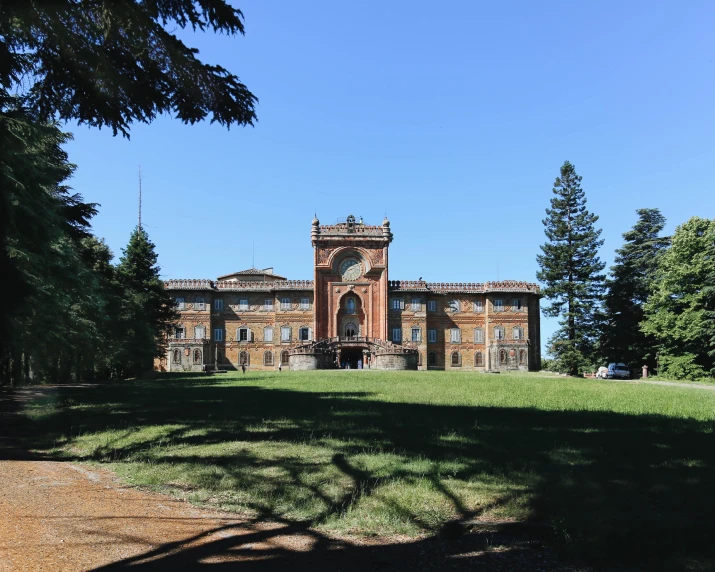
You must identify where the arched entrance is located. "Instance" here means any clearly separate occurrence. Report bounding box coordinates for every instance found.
[340,347,364,369]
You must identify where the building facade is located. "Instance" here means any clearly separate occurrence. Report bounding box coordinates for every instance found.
[159,215,541,372]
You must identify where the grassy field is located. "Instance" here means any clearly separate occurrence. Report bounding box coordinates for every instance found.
[21,371,715,569]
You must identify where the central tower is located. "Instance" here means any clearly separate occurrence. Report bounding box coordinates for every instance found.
[311,215,393,341]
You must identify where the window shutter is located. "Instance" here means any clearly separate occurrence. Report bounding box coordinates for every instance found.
[308,327,313,341]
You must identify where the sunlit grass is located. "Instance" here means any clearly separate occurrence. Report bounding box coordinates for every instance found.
[20,370,715,569]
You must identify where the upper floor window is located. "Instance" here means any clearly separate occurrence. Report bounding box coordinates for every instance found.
[280,298,291,311]
[264,327,274,342]
[281,326,292,342]
[450,328,461,343]
[448,299,460,313]
[428,329,437,343]
[513,298,523,310]
[214,328,223,342]
[265,299,274,311]
[195,296,205,311]
[392,328,402,342]
[174,326,185,339]
[299,327,311,342]
[391,298,405,310]
[474,328,484,343]
[411,298,421,311]
[494,326,504,340]
[175,297,185,310]
[300,298,311,310]
[493,299,504,312]
[474,300,483,313]
[513,326,523,340]
[214,299,223,311]
[411,327,421,342]
[239,299,249,311]
[346,297,356,314]
[427,300,437,312]
[194,325,205,339]
[238,327,250,342]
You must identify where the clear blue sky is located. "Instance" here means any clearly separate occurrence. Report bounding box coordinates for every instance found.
[63,0,715,354]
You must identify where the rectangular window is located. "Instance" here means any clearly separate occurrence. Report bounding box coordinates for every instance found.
[513,298,522,310]
[411,298,421,311]
[300,298,310,310]
[174,327,185,339]
[195,326,205,339]
[474,329,484,343]
[214,328,223,342]
[427,300,437,312]
[281,298,291,311]
[391,298,405,310]
[513,328,521,340]
[265,299,274,311]
[411,327,421,342]
[238,328,249,342]
[264,327,273,342]
[299,327,310,341]
[451,328,461,343]
[474,300,483,312]
[281,326,292,342]
[195,297,205,311]
[428,329,437,343]
[239,299,248,311]
[494,299,504,312]
[392,328,402,342]
[175,297,185,310]
[449,300,460,313]
[214,299,223,310]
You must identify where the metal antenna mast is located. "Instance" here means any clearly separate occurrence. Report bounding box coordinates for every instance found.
[138,165,142,230]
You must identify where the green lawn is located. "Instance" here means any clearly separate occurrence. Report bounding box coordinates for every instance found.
[21,371,715,570]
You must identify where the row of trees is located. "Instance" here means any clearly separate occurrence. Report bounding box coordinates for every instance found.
[1,1,256,385]
[538,162,715,380]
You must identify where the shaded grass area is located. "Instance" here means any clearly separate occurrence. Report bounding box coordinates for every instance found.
[20,371,715,570]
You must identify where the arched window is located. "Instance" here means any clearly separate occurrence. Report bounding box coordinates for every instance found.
[473,328,484,343]
[519,349,527,365]
[346,297,356,314]
[512,327,522,340]
[428,352,437,366]
[281,350,290,365]
[499,349,507,365]
[494,326,505,340]
[194,325,205,339]
[345,323,357,338]
[451,351,461,367]
[264,351,274,366]
[475,351,484,366]
[173,349,181,363]
[193,349,202,364]
[239,351,250,366]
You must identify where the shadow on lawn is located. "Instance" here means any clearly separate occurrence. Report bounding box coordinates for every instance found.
[18,375,715,570]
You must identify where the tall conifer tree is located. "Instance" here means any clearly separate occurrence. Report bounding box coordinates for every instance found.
[537,161,606,375]
[600,209,669,369]
[115,227,176,377]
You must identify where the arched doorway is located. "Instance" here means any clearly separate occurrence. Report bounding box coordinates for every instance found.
[345,322,357,339]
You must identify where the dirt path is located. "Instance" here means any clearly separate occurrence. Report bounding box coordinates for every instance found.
[0,388,574,571]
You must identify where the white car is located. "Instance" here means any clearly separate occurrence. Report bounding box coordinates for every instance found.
[595,366,608,379]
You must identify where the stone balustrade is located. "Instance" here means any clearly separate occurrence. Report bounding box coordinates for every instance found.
[388,280,540,293]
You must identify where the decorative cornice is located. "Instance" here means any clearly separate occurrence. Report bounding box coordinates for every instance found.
[165,279,314,292]
[387,280,540,294]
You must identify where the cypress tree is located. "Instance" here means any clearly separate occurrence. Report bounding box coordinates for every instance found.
[115,227,176,377]
[600,209,670,370]
[536,161,606,375]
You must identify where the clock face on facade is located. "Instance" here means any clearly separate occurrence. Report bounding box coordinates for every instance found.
[339,258,362,281]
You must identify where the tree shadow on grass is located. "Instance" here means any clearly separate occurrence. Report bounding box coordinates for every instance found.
[15,377,715,570]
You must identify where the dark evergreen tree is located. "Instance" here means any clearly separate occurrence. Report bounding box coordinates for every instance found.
[536,161,606,375]
[115,227,177,377]
[599,209,670,370]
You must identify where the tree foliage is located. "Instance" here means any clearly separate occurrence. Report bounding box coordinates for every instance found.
[642,217,715,379]
[599,209,670,369]
[536,161,606,375]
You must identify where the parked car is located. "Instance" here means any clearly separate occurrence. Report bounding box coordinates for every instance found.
[606,363,630,380]
[595,366,608,379]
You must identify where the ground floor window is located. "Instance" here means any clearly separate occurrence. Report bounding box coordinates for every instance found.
[428,352,437,366]
[264,350,273,366]
[193,349,202,365]
[172,349,181,363]
[519,349,527,365]
[239,351,250,366]
[451,351,461,367]
[475,351,484,366]
[281,350,290,365]
[499,349,507,365]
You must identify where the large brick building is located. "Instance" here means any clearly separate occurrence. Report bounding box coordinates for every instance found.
[160,215,541,372]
